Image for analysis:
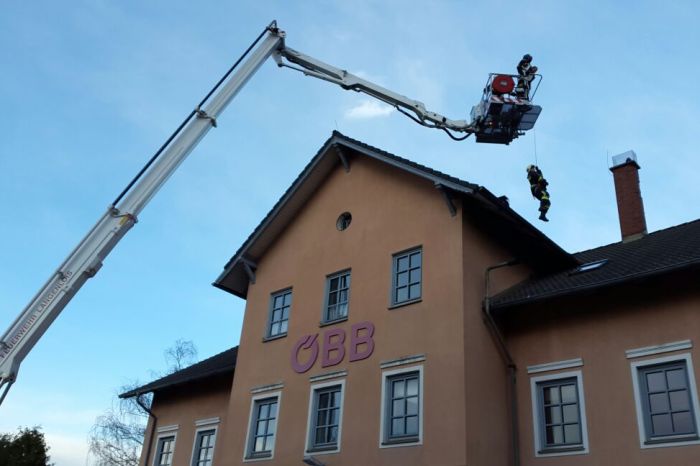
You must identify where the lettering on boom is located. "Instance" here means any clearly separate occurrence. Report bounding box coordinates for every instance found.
[0,271,73,359]
[291,321,375,374]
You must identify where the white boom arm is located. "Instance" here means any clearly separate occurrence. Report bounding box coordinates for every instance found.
[0,22,477,403]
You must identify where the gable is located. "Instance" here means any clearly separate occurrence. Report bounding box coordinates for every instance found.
[213,132,576,299]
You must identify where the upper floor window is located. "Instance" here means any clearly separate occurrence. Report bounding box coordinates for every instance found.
[267,289,291,339]
[530,370,589,457]
[246,396,279,459]
[391,248,422,306]
[155,435,176,466]
[324,271,350,323]
[631,355,700,447]
[191,429,216,466]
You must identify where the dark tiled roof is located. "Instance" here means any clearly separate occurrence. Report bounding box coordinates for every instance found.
[213,131,575,298]
[120,347,237,398]
[491,219,700,310]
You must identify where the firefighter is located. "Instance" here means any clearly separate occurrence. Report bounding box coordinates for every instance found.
[515,54,537,100]
[517,54,532,76]
[527,164,550,221]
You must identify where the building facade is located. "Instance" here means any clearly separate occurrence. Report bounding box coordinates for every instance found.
[125,133,700,466]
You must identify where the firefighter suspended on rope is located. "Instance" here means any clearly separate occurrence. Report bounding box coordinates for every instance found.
[527,164,550,222]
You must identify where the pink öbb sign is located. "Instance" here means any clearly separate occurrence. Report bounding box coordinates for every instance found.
[291,321,375,373]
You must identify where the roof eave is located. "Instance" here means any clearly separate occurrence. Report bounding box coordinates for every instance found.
[491,259,700,313]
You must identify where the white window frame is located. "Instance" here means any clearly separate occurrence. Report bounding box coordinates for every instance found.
[304,378,346,455]
[153,426,178,466]
[630,352,700,449]
[529,370,589,458]
[243,391,282,462]
[189,419,219,466]
[379,364,424,448]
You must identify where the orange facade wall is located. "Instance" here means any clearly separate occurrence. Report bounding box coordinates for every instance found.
[506,276,700,466]
[462,218,531,466]
[218,155,511,465]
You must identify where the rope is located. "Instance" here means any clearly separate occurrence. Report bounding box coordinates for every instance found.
[533,128,538,166]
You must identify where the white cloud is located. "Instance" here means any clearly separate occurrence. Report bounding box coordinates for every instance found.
[344,100,393,119]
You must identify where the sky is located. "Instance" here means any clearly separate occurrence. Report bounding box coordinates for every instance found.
[1,1,700,464]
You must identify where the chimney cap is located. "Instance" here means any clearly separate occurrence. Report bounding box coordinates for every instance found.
[611,150,640,170]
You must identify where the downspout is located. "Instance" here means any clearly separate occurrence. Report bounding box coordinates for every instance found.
[483,259,520,466]
[136,393,157,466]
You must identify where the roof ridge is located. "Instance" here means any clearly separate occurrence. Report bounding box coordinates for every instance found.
[573,217,700,256]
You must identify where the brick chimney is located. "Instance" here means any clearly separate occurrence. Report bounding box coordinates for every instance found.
[610,150,647,242]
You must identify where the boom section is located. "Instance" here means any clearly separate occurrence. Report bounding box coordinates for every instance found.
[274,47,474,133]
[0,28,285,392]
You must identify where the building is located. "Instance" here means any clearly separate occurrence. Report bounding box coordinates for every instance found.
[121,348,237,466]
[124,133,700,465]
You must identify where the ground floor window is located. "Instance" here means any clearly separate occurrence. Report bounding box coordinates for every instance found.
[529,370,589,457]
[631,353,700,448]
[245,394,280,459]
[306,380,345,454]
[191,428,216,466]
[380,365,423,447]
[155,435,176,466]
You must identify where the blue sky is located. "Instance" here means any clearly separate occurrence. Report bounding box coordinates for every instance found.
[1,1,699,464]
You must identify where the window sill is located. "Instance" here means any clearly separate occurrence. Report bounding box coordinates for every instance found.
[319,316,348,327]
[306,444,339,453]
[538,445,585,455]
[244,452,272,461]
[381,436,420,446]
[388,298,422,310]
[645,434,699,445]
[262,333,287,343]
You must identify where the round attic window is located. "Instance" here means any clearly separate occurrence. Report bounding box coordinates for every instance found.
[336,212,352,231]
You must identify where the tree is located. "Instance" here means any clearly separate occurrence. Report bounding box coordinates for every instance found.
[0,426,53,466]
[163,338,198,373]
[88,340,198,466]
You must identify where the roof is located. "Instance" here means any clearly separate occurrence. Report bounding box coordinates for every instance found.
[490,219,700,311]
[213,131,576,298]
[120,347,238,398]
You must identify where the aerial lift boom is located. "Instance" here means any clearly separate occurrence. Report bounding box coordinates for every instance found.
[0,21,541,404]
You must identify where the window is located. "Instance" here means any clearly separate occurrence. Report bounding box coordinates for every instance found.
[324,271,350,323]
[380,366,423,447]
[155,435,176,466]
[191,429,216,466]
[246,396,279,459]
[570,259,608,275]
[391,248,422,306]
[631,354,700,447]
[306,381,344,453]
[530,370,589,457]
[537,379,583,449]
[267,290,291,338]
